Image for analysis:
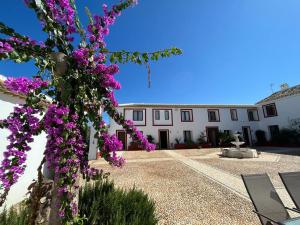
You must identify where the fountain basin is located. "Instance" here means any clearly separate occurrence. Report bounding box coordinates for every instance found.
[221,148,258,158]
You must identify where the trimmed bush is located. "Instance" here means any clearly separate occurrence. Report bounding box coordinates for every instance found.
[78,179,158,225]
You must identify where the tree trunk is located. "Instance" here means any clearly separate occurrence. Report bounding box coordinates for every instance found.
[35,53,68,225]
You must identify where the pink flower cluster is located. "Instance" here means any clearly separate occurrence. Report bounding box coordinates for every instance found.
[100,132,125,167]
[86,4,116,48]
[0,41,13,54]
[45,0,76,40]
[4,77,48,95]
[72,47,90,67]
[0,106,40,205]
[124,120,156,151]
[9,37,46,48]
[101,74,121,90]
[44,104,101,218]
[44,104,84,217]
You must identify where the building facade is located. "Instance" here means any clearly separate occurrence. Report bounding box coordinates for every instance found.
[109,84,300,150]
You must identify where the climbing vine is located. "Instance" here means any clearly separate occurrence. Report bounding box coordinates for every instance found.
[0,0,181,223]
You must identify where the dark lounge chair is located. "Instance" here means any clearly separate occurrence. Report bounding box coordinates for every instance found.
[279,172,300,210]
[241,173,297,225]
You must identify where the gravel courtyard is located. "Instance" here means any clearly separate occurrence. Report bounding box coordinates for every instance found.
[90,147,300,225]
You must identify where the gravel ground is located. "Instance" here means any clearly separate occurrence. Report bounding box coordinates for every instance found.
[97,161,258,225]
[171,148,218,157]
[121,150,170,159]
[197,153,300,187]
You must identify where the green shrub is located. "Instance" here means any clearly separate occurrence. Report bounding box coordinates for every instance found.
[0,179,157,225]
[217,132,235,147]
[0,201,30,225]
[147,135,155,144]
[272,128,300,145]
[78,179,158,225]
[197,132,207,145]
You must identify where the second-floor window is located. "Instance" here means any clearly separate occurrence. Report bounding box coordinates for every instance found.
[165,110,170,120]
[133,110,143,121]
[263,103,277,117]
[181,110,192,122]
[155,110,160,120]
[208,109,220,122]
[230,109,238,121]
[248,109,259,121]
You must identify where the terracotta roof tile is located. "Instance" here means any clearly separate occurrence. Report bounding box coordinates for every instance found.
[256,84,300,104]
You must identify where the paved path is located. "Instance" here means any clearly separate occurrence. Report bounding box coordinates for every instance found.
[163,150,297,217]
[91,157,174,166]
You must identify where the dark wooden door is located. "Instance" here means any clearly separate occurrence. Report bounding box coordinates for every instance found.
[242,127,252,146]
[117,131,126,150]
[207,127,219,147]
[159,131,168,149]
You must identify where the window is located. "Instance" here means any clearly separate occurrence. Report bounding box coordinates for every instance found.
[208,109,220,122]
[248,109,259,121]
[155,110,160,120]
[230,109,238,121]
[165,110,170,120]
[269,125,280,140]
[133,110,143,121]
[263,103,278,117]
[181,109,192,122]
[183,130,192,143]
[248,111,254,121]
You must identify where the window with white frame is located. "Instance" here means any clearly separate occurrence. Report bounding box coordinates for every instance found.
[248,109,259,121]
[230,109,238,121]
[133,110,143,121]
[208,109,220,122]
[183,130,192,143]
[181,109,192,122]
[155,110,160,120]
[165,110,170,120]
[263,103,277,117]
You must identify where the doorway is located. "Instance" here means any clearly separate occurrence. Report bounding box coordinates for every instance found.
[269,125,280,141]
[159,130,169,149]
[116,130,126,150]
[206,127,219,147]
[242,126,252,146]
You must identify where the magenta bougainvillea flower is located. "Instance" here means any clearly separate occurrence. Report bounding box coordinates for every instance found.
[0,0,181,222]
[4,77,48,95]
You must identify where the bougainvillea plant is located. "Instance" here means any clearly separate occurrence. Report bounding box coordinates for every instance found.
[0,0,181,223]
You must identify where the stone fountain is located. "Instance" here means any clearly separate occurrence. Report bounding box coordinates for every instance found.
[221,133,258,158]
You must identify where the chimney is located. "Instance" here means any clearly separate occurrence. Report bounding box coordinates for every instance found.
[280,83,289,91]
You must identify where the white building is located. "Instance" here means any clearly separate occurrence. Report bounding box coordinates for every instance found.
[0,76,47,210]
[109,84,300,149]
[256,83,300,140]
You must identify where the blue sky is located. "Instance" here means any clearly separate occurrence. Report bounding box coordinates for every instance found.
[1,0,300,105]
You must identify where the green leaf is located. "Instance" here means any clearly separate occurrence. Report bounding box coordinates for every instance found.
[85,7,94,24]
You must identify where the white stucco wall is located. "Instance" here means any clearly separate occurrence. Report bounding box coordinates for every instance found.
[257,94,300,140]
[0,93,46,210]
[109,106,260,148]
[153,109,173,126]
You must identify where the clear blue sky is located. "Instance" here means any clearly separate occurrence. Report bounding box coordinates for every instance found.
[1,0,300,105]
